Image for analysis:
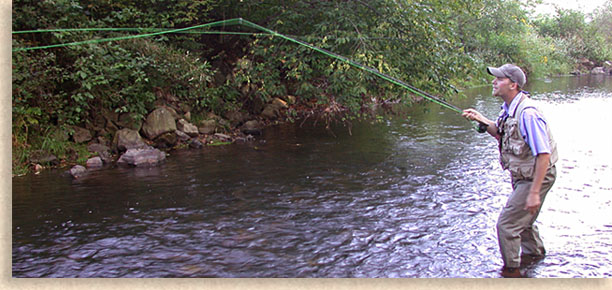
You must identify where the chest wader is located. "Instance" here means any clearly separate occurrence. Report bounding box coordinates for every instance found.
[494,94,558,269]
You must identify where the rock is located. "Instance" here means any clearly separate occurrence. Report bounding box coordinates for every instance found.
[29,150,58,166]
[235,135,255,142]
[198,120,216,134]
[98,151,112,164]
[591,67,605,74]
[223,110,249,127]
[71,126,92,143]
[261,106,276,119]
[154,132,177,149]
[241,120,262,135]
[189,138,204,149]
[217,119,231,132]
[177,119,199,137]
[116,113,142,131]
[141,107,177,140]
[262,97,288,119]
[86,157,103,168]
[605,61,612,75]
[117,148,166,167]
[214,133,232,142]
[112,128,148,153]
[175,130,191,142]
[88,143,109,154]
[165,106,181,120]
[33,164,43,173]
[271,97,288,109]
[87,143,113,164]
[70,165,87,178]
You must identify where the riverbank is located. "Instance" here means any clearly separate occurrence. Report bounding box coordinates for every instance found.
[14,68,612,178]
[14,93,301,177]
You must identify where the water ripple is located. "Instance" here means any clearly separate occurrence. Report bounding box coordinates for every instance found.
[12,76,612,277]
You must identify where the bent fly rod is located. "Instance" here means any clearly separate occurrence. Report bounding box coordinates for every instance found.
[236,19,488,132]
[235,19,464,115]
[13,18,487,132]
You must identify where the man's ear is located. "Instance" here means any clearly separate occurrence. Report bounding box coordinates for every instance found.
[510,82,519,91]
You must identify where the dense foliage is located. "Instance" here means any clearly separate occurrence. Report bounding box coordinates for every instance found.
[12,0,612,175]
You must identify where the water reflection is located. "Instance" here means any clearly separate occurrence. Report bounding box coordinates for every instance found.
[12,75,612,277]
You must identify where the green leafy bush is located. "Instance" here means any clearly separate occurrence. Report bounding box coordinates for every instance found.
[11,0,612,175]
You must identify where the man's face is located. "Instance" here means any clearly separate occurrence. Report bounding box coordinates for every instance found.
[492,76,516,97]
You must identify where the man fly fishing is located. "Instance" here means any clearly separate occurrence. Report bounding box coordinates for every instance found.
[462,64,558,278]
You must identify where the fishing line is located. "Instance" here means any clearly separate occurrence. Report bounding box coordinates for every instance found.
[14,18,482,127]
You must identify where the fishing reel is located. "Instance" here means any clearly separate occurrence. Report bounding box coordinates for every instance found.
[475,121,489,133]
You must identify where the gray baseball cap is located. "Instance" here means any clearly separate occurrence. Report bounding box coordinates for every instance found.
[487,64,526,88]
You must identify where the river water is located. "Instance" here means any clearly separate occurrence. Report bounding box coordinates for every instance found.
[12,75,612,278]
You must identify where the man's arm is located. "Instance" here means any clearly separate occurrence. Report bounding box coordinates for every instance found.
[462,109,501,140]
[524,153,550,214]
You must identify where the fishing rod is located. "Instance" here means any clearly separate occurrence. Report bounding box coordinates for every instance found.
[236,19,487,133]
[13,18,487,132]
[237,19,463,114]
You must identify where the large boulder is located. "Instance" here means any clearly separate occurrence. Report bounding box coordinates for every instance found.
[112,128,148,153]
[177,119,199,137]
[116,148,166,167]
[141,107,177,140]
